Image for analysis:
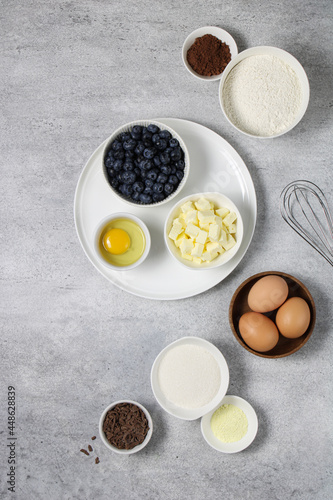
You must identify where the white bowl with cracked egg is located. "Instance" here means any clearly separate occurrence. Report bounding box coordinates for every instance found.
[219,46,310,138]
[164,192,244,270]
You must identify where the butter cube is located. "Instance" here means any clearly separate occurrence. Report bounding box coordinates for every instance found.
[206,241,223,254]
[174,232,187,248]
[196,229,208,245]
[214,215,223,227]
[222,234,236,251]
[199,221,210,231]
[180,238,194,255]
[223,212,237,227]
[173,216,186,229]
[191,242,204,258]
[181,201,195,213]
[184,210,198,225]
[228,223,237,234]
[193,257,202,264]
[198,210,215,225]
[202,250,218,262]
[185,223,200,239]
[182,254,193,261]
[169,223,183,241]
[216,207,230,219]
[219,228,228,246]
[208,223,221,242]
[194,197,213,211]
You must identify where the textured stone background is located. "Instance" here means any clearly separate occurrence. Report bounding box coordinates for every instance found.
[1,1,332,499]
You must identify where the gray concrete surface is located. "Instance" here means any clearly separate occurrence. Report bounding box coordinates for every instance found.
[1,1,332,499]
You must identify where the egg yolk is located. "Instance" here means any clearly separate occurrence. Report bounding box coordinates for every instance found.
[102,228,131,255]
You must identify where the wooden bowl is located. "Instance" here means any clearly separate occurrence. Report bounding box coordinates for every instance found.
[229,271,316,358]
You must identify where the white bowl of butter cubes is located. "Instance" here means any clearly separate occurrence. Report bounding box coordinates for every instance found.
[165,192,243,269]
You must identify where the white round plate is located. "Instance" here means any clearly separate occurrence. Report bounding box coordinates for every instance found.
[150,336,229,421]
[74,118,257,300]
[201,395,258,453]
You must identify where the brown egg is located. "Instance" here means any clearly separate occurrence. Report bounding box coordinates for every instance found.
[276,297,311,338]
[248,275,289,313]
[239,312,280,352]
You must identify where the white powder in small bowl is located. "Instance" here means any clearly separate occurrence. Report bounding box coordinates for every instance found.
[222,54,302,137]
[158,344,221,409]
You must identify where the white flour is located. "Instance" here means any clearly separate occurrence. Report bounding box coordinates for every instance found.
[158,344,221,409]
[222,55,302,137]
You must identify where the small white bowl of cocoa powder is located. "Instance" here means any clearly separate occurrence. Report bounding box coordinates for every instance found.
[182,26,238,81]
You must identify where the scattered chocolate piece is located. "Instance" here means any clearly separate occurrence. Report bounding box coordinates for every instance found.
[102,402,149,450]
[80,449,89,456]
[91,436,96,440]
[88,445,93,452]
[95,457,100,464]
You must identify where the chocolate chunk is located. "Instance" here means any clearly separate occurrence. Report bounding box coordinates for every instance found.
[95,457,100,464]
[102,403,149,450]
[91,436,96,440]
[80,449,89,456]
[88,445,93,452]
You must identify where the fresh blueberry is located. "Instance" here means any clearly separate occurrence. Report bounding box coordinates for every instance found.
[114,149,125,160]
[119,132,131,142]
[143,186,153,195]
[176,169,184,181]
[157,173,168,184]
[143,138,153,148]
[170,166,177,174]
[147,124,160,134]
[151,133,160,144]
[153,156,161,167]
[175,159,185,170]
[117,172,123,182]
[125,150,135,159]
[121,184,133,197]
[111,159,123,171]
[153,182,164,194]
[147,169,158,181]
[139,193,152,204]
[141,159,153,171]
[107,150,115,159]
[132,191,141,201]
[135,142,145,155]
[155,138,168,151]
[111,140,123,151]
[105,157,113,168]
[142,130,152,140]
[132,181,144,193]
[110,178,119,189]
[170,147,182,161]
[164,183,174,195]
[140,169,148,179]
[135,155,145,167]
[160,165,171,175]
[123,139,136,151]
[131,125,143,140]
[168,175,178,185]
[145,179,154,188]
[143,147,156,159]
[160,152,170,164]
[153,193,165,203]
[159,129,172,139]
[121,171,136,184]
[134,167,141,176]
[107,167,116,178]
[123,161,134,171]
[169,138,179,148]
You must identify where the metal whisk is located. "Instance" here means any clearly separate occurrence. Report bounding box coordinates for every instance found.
[280,180,333,266]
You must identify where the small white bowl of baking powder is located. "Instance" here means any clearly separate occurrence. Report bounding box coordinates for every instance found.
[150,336,229,420]
[219,46,310,138]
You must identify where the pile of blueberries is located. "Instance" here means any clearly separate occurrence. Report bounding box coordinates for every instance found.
[104,123,186,204]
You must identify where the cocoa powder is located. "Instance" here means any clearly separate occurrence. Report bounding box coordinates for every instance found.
[187,34,231,76]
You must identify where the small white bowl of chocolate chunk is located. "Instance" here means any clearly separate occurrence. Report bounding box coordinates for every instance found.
[99,400,153,454]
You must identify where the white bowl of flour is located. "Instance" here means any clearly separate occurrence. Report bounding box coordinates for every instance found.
[219,46,310,138]
[151,336,229,420]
